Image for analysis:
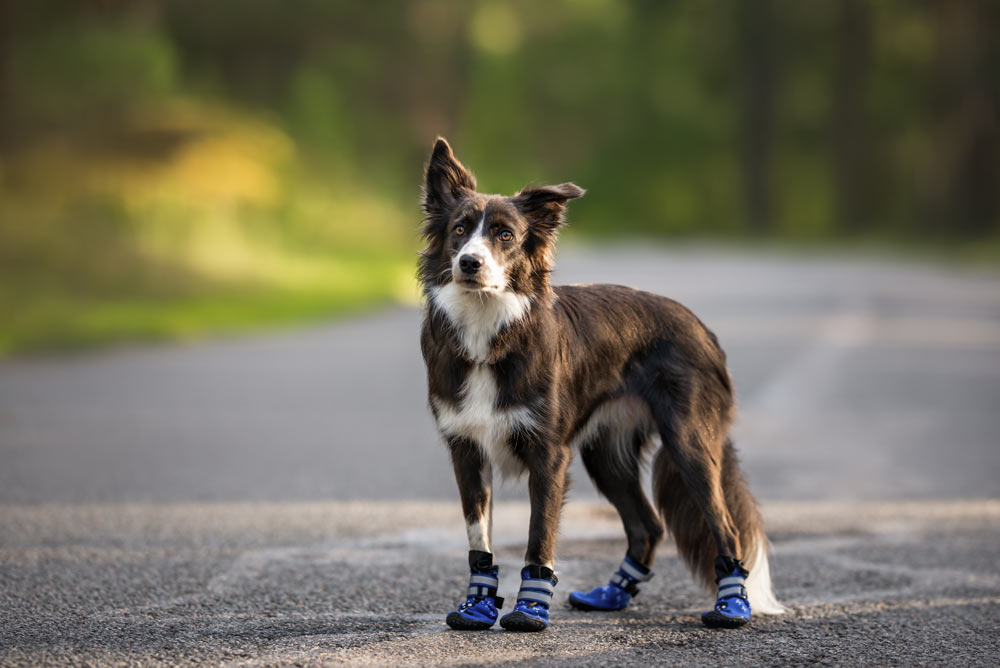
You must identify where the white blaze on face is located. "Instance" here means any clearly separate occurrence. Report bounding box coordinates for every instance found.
[453,212,505,291]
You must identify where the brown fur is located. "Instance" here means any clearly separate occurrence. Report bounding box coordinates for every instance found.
[654,439,764,588]
[420,138,775,610]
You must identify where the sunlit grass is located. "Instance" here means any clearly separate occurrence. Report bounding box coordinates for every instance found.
[0,256,417,356]
[0,96,421,358]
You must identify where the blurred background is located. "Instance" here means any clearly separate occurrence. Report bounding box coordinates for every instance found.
[1,0,998,506]
[2,7,999,662]
[1,0,997,356]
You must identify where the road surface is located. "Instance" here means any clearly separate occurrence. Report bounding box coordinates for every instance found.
[2,245,999,666]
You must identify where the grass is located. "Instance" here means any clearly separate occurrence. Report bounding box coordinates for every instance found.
[0,96,427,358]
[0,256,417,357]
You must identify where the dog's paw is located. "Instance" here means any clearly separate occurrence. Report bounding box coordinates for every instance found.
[446,611,495,631]
[499,610,548,632]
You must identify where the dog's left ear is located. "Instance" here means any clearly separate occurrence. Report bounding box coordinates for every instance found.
[513,182,586,233]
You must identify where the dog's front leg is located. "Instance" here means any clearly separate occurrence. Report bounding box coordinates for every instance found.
[448,436,494,554]
[444,437,502,631]
[500,443,570,632]
[525,445,570,569]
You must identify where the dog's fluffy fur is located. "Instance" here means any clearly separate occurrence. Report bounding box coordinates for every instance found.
[419,138,782,615]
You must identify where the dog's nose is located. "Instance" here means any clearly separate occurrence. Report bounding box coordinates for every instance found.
[459,254,482,274]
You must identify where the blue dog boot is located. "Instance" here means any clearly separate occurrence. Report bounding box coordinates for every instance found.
[499,565,558,632]
[702,556,751,629]
[446,550,504,631]
[569,554,653,611]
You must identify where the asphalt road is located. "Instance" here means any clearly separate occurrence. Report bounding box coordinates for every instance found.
[2,246,999,666]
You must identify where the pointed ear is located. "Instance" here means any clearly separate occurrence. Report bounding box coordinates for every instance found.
[512,182,585,233]
[422,137,476,224]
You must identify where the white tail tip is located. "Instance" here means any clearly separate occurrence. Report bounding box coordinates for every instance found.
[745,536,785,615]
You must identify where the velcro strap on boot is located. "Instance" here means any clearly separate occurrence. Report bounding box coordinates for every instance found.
[466,566,503,606]
[468,572,499,598]
[716,574,747,599]
[609,556,654,595]
[516,577,555,607]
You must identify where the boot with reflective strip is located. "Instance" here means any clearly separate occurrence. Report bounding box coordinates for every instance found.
[568,554,653,611]
[499,565,558,632]
[702,556,751,628]
[446,550,505,630]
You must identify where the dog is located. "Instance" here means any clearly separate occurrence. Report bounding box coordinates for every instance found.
[419,137,783,632]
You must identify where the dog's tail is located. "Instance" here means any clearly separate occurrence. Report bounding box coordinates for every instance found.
[652,438,785,615]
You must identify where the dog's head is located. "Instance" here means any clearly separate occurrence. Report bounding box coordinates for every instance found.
[419,137,584,299]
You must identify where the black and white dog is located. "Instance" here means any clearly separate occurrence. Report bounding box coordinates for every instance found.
[419,138,782,632]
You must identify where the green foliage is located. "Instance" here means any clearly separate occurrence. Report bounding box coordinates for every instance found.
[1,0,997,355]
[15,24,177,124]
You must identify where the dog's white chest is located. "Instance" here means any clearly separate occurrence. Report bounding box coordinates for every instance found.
[429,284,531,362]
[432,365,534,478]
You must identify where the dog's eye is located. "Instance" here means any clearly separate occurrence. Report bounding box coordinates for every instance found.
[499,229,513,242]
[455,225,465,236]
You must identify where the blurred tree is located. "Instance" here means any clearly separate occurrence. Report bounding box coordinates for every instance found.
[737,0,776,235]
[1,0,998,354]
[0,0,9,149]
[929,0,998,237]
[833,0,872,233]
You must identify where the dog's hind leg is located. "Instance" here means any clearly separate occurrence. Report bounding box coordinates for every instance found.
[650,398,773,628]
[499,443,570,632]
[568,430,664,612]
[581,430,664,565]
[445,437,503,631]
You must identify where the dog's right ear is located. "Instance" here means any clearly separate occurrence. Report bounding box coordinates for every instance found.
[422,137,476,228]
